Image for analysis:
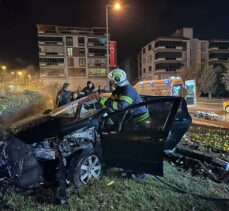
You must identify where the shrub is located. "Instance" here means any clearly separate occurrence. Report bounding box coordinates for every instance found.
[0,91,48,125]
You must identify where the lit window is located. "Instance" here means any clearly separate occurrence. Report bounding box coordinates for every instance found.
[79,58,86,67]
[89,68,106,77]
[67,48,73,56]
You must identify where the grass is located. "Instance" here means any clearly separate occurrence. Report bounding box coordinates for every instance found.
[1,162,228,211]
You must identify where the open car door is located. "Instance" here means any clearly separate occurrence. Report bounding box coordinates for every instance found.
[100,97,182,176]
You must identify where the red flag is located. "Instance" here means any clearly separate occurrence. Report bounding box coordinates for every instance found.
[109,41,117,67]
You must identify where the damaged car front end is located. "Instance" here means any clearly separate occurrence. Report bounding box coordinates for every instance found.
[0,94,191,204]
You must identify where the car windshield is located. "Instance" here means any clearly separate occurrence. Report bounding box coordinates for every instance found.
[50,93,100,119]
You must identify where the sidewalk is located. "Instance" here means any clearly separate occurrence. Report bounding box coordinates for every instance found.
[197,97,228,103]
[192,117,229,129]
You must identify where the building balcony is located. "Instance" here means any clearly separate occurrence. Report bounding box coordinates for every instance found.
[88,53,107,57]
[155,46,184,51]
[208,47,219,51]
[87,43,107,48]
[40,63,64,66]
[38,41,64,46]
[88,74,107,78]
[155,58,183,62]
[208,48,229,53]
[155,69,181,73]
[88,63,106,67]
[155,46,166,50]
[154,69,167,73]
[209,58,229,62]
[39,52,64,56]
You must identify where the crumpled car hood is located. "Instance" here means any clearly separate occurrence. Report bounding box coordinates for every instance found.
[11,114,51,134]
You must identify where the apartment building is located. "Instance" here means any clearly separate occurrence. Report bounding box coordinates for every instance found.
[138,28,208,80]
[208,40,229,65]
[208,40,229,91]
[119,56,138,84]
[37,24,116,90]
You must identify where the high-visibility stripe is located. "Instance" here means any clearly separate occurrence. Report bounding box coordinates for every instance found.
[99,97,107,106]
[119,95,133,104]
[134,112,149,122]
[112,101,118,110]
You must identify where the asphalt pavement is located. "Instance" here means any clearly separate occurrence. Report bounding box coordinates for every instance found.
[188,98,229,122]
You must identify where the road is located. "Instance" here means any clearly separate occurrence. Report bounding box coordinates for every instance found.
[188,98,229,122]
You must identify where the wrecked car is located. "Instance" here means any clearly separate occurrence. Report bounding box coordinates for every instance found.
[0,93,191,203]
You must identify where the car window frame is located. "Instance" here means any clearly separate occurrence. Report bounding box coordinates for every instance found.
[102,96,182,139]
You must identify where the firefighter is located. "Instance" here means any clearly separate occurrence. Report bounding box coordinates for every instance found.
[99,68,149,123]
[99,68,150,180]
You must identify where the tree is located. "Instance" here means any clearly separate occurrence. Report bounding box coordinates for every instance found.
[223,64,229,93]
[214,65,228,97]
[199,64,218,99]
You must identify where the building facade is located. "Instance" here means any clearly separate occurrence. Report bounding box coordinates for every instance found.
[37,24,115,90]
[208,40,229,65]
[119,56,138,84]
[208,40,229,91]
[138,28,209,80]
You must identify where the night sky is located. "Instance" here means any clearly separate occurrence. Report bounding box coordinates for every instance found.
[0,0,229,69]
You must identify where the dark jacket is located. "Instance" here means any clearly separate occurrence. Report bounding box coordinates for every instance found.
[105,84,149,121]
[82,82,95,96]
[56,89,72,107]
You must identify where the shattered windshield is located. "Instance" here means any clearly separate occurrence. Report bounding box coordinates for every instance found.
[50,93,100,119]
[50,101,80,118]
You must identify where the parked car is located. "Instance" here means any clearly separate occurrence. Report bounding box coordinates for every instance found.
[223,100,229,113]
[0,93,191,203]
[194,111,219,121]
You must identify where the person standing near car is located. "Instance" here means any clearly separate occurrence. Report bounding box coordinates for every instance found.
[56,83,72,107]
[98,68,150,180]
[82,81,95,96]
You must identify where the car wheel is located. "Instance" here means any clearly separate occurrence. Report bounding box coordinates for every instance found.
[226,106,229,113]
[68,151,102,187]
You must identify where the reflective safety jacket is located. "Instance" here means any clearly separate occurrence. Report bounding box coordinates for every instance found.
[104,84,149,122]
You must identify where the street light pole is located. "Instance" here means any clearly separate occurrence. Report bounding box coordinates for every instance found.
[105,2,122,87]
[106,5,110,87]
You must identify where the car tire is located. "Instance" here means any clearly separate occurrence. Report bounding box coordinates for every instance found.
[68,151,102,188]
[226,106,229,113]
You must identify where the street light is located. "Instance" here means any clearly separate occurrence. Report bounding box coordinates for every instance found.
[114,2,121,10]
[17,71,23,76]
[0,65,7,87]
[1,65,7,71]
[106,1,122,85]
